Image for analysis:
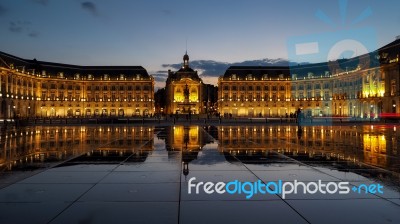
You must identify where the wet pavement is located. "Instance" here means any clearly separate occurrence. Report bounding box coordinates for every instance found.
[0,125,399,223]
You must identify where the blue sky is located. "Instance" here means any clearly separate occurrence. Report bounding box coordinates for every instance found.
[0,0,399,87]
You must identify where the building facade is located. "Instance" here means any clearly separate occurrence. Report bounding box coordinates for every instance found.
[0,52,154,119]
[165,53,205,115]
[218,39,400,118]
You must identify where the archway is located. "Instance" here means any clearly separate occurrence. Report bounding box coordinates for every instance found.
[118,108,124,117]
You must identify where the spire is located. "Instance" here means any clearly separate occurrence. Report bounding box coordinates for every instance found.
[183,51,189,69]
[183,38,189,68]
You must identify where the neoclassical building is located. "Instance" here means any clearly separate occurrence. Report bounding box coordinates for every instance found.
[165,52,205,115]
[0,52,154,118]
[218,38,400,118]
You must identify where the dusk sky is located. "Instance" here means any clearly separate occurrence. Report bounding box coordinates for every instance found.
[0,0,399,88]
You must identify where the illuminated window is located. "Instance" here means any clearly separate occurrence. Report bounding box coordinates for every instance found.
[248,94,253,101]
[223,94,228,101]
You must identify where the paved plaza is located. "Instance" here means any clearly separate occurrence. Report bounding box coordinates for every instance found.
[0,124,399,224]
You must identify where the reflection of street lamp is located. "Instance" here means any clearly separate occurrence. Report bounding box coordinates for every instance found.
[370,105,374,120]
[28,106,31,118]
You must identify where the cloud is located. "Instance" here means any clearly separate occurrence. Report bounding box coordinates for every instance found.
[8,20,39,37]
[9,21,29,33]
[157,58,308,87]
[0,4,6,16]
[152,71,168,82]
[31,0,49,5]
[81,1,98,16]
[161,9,172,16]
[162,58,292,78]
[28,31,39,38]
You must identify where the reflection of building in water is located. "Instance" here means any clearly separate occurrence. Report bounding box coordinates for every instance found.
[162,126,205,152]
[158,125,211,176]
[0,126,154,171]
[217,126,399,171]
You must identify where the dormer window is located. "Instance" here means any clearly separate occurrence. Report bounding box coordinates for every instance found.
[58,72,64,78]
[104,74,109,80]
[263,74,268,80]
[279,74,284,79]
[136,74,140,80]
[231,74,237,80]
[247,74,252,80]
[88,74,93,80]
[120,74,125,80]
[75,73,80,79]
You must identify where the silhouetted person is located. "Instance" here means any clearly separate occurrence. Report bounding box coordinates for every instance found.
[297,126,303,140]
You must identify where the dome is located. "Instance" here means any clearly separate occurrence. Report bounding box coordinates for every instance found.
[183,53,189,61]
